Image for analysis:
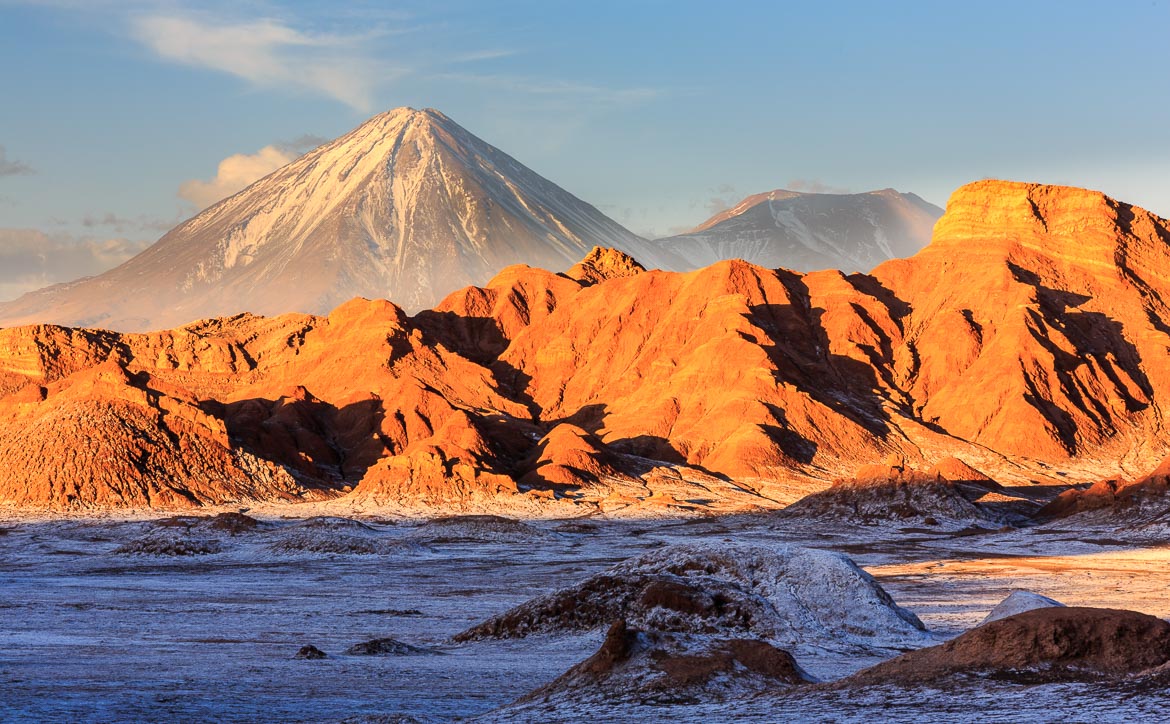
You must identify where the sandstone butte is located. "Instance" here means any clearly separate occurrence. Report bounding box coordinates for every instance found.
[2,179,1169,512]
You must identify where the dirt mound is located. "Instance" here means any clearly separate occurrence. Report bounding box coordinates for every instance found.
[778,463,1004,525]
[268,518,399,555]
[344,638,436,656]
[294,645,328,660]
[454,544,929,655]
[287,516,377,531]
[518,620,811,706]
[553,520,600,534]
[153,512,262,535]
[115,530,223,556]
[1037,479,1125,520]
[268,533,386,555]
[980,591,1065,625]
[407,515,545,544]
[846,607,1170,685]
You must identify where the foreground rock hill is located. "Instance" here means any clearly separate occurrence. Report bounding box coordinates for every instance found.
[1,180,1169,510]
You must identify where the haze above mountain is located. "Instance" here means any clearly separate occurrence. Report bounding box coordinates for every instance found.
[0,107,937,332]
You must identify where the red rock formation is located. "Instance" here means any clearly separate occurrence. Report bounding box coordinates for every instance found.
[1035,455,1170,521]
[517,423,629,491]
[2,180,1169,510]
[0,355,302,508]
[0,298,530,508]
[515,620,811,706]
[874,181,1169,463]
[564,246,648,285]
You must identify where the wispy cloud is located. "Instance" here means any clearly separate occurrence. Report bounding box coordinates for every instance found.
[275,134,329,155]
[178,144,297,210]
[0,146,34,177]
[11,2,660,117]
[129,13,394,110]
[177,135,325,210]
[684,184,739,221]
[447,49,518,64]
[786,178,851,194]
[0,228,151,301]
[80,211,177,234]
[434,72,661,106]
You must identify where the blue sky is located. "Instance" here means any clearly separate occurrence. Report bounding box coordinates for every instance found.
[0,0,1168,290]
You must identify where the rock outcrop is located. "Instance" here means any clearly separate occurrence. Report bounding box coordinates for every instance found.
[344,638,435,656]
[1035,456,1170,525]
[454,544,930,655]
[844,607,1170,685]
[777,460,1003,525]
[514,620,812,707]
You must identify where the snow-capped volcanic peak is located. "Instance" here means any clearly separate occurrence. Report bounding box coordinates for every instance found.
[656,188,943,274]
[0,107,663,331]
[182,107,626,271]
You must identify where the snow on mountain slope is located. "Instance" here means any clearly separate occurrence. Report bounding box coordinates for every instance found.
[0,107,670,331]
[655,188,942,273]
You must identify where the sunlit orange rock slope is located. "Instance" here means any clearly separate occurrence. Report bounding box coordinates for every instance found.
[1,180,1168,510]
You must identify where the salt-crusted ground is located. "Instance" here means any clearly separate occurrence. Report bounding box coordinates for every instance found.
[1,511,1168,722]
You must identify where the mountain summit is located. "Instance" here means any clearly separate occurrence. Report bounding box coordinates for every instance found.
[0,107,663,331]
[654,188,942,272]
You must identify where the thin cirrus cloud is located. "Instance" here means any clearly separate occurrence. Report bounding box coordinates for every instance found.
[434,71,660,107]
[80,211,178,234]
[178,135,326,210]
[786,178,852,195]
[129,13,391,111]
[0,146,35,177]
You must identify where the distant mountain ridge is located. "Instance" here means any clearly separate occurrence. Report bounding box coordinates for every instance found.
[654,188,942,272]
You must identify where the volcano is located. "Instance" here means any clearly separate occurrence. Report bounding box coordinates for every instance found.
[0,107,669,331]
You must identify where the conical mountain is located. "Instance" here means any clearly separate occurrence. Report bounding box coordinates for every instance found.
[0,107,666,331]
[653,188,942,272]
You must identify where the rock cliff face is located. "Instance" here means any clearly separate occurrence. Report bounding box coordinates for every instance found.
[1,180,1168,510]
[874,180,1170,464]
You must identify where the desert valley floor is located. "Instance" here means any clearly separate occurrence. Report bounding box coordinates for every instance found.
[3,508,1169,722]
[4,182,1170,721]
